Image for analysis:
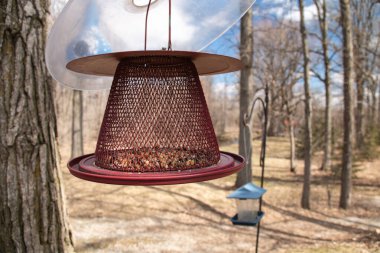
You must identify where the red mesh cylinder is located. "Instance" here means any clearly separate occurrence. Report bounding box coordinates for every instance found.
[94,56,220,172]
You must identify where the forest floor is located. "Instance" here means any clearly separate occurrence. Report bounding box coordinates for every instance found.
[59,135,380,253]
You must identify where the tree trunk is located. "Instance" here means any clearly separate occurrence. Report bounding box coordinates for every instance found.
[356,77,365,148]
[71,90,84,158]
[236,9,253,188]
[317,0,332,171]
[0,1,74,252]
[289,121,296,173]
[378,82,380,126]
[369,86,377,126]
[351,0,378,150]
[298,0,313,209]
[339,0,355,209]
[366,91,371,124]
[283,84,296,173]
[219,82,227,135]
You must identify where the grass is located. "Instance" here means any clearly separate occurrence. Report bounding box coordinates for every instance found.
[284,243,380,253]
[59,133,380,253]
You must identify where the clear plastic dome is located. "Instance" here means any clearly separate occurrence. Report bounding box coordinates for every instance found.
[46,0,255,90]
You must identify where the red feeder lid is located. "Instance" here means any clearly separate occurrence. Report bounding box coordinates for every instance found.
[66,50,243,76]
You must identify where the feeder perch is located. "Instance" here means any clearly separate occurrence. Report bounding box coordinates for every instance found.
[228,183,266,226]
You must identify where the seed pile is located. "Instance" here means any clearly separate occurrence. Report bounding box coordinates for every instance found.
[96,147,217,172]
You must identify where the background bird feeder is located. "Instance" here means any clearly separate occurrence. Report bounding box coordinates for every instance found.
[227,87,269,253]
[228,183,266,226]
[46,0,259,185]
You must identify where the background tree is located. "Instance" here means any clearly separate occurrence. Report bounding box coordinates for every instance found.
[236,9,253,188]
[0,0,74,252]
[313,0,332,171]
[298,0,313,209]
[351,0,380,156]
[71,90,84,158]
[254,20,303,172]
[351,0,377,149]
[339,0,355,209]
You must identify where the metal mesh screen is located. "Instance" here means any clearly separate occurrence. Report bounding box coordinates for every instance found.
[94,56,220,172]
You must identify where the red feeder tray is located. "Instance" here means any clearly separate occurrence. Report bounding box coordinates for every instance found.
[68,151,244,185]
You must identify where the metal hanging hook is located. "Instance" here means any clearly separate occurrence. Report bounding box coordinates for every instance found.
[144,0,172,51]
[242,85,269,253]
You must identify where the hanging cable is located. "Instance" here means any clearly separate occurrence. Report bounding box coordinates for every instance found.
[145,0,172,51]
[168,0,172,50]
[144,0,153,51]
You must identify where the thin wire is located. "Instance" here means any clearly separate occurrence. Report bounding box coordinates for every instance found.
[255,86,269,253]
[168,0,172,50]
[144,0,153,51]
[144,0,172,51]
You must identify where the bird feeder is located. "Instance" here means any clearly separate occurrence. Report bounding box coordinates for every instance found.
[66,51,245,185]
[46,0,257,185]
[228,183,266,226]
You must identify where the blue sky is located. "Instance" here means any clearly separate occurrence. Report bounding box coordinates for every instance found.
[204,0,345,101]
[53,0,380,96]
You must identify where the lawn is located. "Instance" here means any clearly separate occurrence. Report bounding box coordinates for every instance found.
[59,134,380,252]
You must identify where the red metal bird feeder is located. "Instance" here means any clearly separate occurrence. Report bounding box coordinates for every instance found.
[67,0,245,185]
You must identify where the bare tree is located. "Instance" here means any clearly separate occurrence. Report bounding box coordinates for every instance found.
[298,0,313,209]
[351,0,380,133]
[236,9,253,188]
[0,0,74,251]
[313,0,332,171]
[71,90,84,158]
[254,21,302,172]
[350,0,380,149]
[339,0,355,209]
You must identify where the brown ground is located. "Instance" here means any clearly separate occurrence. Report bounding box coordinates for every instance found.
[60,135,380,253]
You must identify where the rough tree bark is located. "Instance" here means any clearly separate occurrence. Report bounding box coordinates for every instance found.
[355,74,365,148]
[289,122,296,172]
[0,0,74,252]
[378,84,380,125]
[339,0,355,209]
[284,102,296,173]
[372,90,377,124]
[236,9,253,188]
[71,90,84,158]
[281,76,298,173]
[298,0,313,209]
[314,0,332,171]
